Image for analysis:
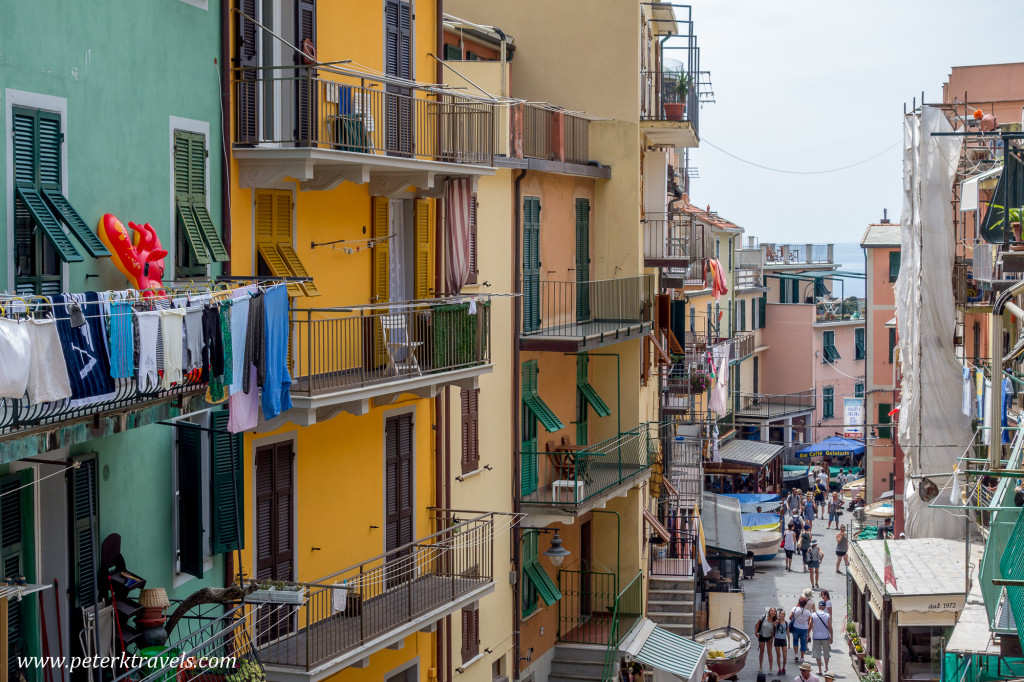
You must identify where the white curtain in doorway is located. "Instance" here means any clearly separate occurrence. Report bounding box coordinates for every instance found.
[444,178,472,294]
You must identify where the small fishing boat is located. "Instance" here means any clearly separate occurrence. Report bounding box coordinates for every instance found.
[863,501,894,518]
[744,528,782,562]
[694,624,751,680]
[841,478,866,501]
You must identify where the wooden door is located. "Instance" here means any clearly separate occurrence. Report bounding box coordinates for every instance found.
[255,442,294,640]
[385,414,414,586]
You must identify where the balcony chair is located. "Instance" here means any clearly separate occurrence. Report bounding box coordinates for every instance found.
[381,314,423,377]
[546,437,589,502]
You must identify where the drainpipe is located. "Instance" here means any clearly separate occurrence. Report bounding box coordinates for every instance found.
[220,0,232,275]
[434,0,447,669]
[512,169,527,678]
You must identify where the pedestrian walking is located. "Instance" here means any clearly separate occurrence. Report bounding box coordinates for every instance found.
[820,590,833,617]
[809,600,833,675]
[756,608,778,672]
[825,493,841,529]
[813,481,826,519]
[803,496,815,531]
[806,539,823,589]
[789,597,812,664]
[799,525,813,572]
[794,661,820,682]
[835,527,849,574]
[773,608,789,675]
[783,523,798,571]
[786,488,802,525]
[816,467,829,494]
[836,469,847,489]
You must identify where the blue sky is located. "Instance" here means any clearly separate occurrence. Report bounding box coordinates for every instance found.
[678,0,1024,243]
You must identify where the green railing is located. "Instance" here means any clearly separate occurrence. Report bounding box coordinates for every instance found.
[520,427,653,507]
[601,571,644,682]
[557,568,618,644]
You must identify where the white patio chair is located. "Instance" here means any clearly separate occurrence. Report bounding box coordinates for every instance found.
[381,314,423,376]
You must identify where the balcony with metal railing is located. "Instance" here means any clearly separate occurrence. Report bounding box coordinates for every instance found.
[815,297,865,324]
[258,513,496,680]
[520,275,654,352]
[762,243,835,268]
[733,390,816,420]
[288,299,491,423]
[643,213,708,268]
[640,68,699,147]
[520,104,591,166]
[233,66,497,190]
[520,426,654,515]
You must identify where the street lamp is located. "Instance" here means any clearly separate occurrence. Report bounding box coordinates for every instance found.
[543,532,571,567]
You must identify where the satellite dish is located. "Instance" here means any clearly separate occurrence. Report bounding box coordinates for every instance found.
[919,477,939,502]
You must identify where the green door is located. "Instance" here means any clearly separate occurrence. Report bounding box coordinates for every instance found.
[523,196,541,333]
[575,198,591,322]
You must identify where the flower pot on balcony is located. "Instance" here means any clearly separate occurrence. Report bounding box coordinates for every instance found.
[1011,223,1024,251]
[270,587,304,603]
[663,102,686,121]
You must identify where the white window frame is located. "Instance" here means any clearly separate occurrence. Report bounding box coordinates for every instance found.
[172,411,214,588]
[168,116,211,281]
[4,89,70,292]
[179,0,209,9]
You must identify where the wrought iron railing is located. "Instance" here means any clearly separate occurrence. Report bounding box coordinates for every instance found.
[650,500,697,578]
[233,67,495,164]
[734,390,816,418]
[601,571,644,682]
[111,603,263,682]
[640,69,700,137]
[815,298,865,323]
[762,243,834,266]
[520,427,654,507]
[643,213,708,266]
[734,267,763,290]
[290,299,490,397]
[259,513,495,671]
[557,567,618,644]
[522,275,654,338]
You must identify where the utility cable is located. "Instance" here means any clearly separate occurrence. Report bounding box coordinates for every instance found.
[701,137,900,175]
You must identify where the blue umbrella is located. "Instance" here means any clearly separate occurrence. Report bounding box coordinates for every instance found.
[796,436,866,459]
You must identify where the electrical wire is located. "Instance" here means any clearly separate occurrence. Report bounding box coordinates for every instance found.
[701,137,901,175]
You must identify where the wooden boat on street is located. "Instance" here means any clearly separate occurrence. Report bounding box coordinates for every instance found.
[693,624,750,680]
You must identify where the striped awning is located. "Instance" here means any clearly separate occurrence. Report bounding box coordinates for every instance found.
[622,619,707,682]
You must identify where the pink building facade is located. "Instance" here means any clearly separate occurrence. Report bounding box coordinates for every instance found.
[861,222,901,503]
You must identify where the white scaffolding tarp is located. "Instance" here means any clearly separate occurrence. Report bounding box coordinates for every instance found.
[896,105,970,539]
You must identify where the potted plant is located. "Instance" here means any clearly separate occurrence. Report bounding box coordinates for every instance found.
[689,373,711,393]
[246,581,277,603]
[225,660,265,682]
[270,582,305,604]
[864,655,877,671]
[662,72,690,120]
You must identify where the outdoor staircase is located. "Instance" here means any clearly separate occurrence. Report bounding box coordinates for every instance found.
[549,644,608,682]
[647,576,696,637]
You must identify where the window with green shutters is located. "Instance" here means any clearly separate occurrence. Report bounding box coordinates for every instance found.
[758,293,767,329]
[70,457,98,610]
[210,411,244,555]
[889,328,897,363]
[576,353,610,445]
[575,198,591,321]
[444,43,462,60]
[823,386,834,418]
[12,107,111,294]
[855,383,864,399]
[878,403,892,439]
[3,471,34,676]
[823,330,840,363]
[889,251,901,282]
[739,300,746,331]
[521,530,539,617]
[173,130,228,278]
[855,327,866,360]
[522,197,542,333]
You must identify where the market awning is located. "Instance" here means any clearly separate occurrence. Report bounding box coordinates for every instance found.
[621,618,708,682]
[643,508,671,543]
[700,493,745,556]
[796,436,866,459]
[719,439,783,468]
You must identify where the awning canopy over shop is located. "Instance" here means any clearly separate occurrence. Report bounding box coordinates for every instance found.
[621,618,708,682]
[700,493,745,557]
[718,439,783,469]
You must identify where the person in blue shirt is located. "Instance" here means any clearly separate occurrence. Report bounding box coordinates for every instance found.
[803,497,815,532]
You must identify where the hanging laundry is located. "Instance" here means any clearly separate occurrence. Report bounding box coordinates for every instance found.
[184,307,204,372]
[159,308,187,389]
[711,423,722,463]
[976,370,985,419]
[200,304,224,383]
[108,300,135,379]
[0,318,31,399]
[961,366,973,418]
[25,319,72,403]
[207,300,232,403]
[261,285,293,420]
[229,295,250,395]
[243,292,266,394]
[54,293,116,403]
[228,366,259,433]
[135,310,162,393]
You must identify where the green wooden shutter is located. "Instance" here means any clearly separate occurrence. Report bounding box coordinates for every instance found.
[187,133,229,262]
[855,383,864,399]
[520,363,539,497]
[12,109,38,189]
[43,190,110,257]
[210,412,244,555]
[575,198,591,321]
[758,293,767,329]
[878,403,892,439]
[174,131,211,266]
[823,387,834,419]
[444,43,462,60]
[739,300,746,331]
[523,197,542,333]
[1,474,28,675]
[521,531,539,616]
[889,328,896,363]
[855,327,866,360]
[70,458,98,609]
[177,425,205,579]
[15,187,83,263]
[889,251,901,282]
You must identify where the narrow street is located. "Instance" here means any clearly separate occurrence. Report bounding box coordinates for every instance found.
[735,518,859,682]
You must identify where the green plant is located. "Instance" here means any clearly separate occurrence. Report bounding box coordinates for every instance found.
[690,373,712,392]
[985,204,1024,235]
[862,671,883,682]
[226,660,265,682]
[675,72,691,101]
[846,622,857,636]
[865,655,876,669]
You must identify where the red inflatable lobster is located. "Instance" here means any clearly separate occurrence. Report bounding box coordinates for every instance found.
[97,213,168,296]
